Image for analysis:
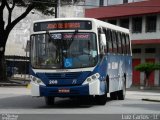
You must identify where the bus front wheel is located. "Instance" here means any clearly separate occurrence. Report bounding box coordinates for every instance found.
[95,93,107,105]
[45,96,55,105]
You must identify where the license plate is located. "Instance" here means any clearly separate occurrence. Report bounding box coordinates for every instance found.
[58,88,70,93]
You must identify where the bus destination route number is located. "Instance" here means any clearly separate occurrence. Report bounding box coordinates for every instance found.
[34,20,92,32]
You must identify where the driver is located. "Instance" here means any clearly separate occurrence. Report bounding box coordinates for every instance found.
[83,41,97,57]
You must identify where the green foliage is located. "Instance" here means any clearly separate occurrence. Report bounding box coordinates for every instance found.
[135,62,160,86]
[135,62,160,78]
[0,0,83,16]
[135,62,160,73]
[32,0,57,16]
[32,0,83,15]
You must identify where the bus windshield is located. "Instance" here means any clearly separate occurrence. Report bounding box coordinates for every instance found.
[30,32,98,69]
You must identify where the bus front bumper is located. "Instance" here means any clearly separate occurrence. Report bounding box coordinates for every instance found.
[40,85,89,97]
[31,80,102,97]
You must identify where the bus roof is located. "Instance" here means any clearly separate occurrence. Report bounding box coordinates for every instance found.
[33,18,129,33]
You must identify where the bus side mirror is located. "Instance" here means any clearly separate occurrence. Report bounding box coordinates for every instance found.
[100,34,106,46]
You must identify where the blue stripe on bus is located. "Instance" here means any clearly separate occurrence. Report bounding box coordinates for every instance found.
[39,84,89,96]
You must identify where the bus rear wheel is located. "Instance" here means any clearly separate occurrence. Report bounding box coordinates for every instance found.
[110,91,117,100]
[117,84,126,100]
[45,96,55,105]
[117,78,126,100]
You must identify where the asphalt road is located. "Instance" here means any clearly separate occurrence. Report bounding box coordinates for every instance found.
[0,87,160,120]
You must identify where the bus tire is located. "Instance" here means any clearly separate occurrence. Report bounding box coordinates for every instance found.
[110,91,117,100]
[45,96,55,105]
[117,76,126,100]
[95,93,107,105]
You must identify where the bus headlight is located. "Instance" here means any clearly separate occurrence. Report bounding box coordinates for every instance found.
[83,73,100,85]
[31,76,45,86]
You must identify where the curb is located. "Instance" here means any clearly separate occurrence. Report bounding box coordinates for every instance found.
[0,80,29,87]
[129,86,160,90]
[142,98,160,102]
[0,83,27,87]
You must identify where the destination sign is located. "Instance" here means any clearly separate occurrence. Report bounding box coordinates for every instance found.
[50,33,91,40]
[34,20,92,32]
[63,34,90,40]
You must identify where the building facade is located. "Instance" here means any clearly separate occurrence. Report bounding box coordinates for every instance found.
[85,0,160,86]
[85,0,146,8]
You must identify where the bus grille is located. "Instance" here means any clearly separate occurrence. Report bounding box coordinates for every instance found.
[45,72,81,80]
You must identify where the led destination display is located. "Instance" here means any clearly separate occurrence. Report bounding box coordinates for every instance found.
[34,21,92,32]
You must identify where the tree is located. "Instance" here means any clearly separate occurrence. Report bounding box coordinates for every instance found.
[0,0,82,81]
[135,62,160,87]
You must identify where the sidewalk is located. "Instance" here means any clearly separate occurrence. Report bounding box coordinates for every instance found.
[127,85,160,102]
[0,74,30,86]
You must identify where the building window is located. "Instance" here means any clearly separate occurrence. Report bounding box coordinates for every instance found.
[123,0,128,3]
[145,48,156,53]
[132,17,142,33]
[120,18,129,29]
[108,20,117,25]
[132,48,141,53]
[146,15,157,32]
[99,0,104,6]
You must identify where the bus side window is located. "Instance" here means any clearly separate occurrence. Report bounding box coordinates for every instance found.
[114,31,118,53]
[121,33,127,54]
[115,31,119,54]
[103,28,108,53]
[112,30,117,53]
[117,32,122,54]
[108,29,113,53]
[105,28,110,53]
[126,34,131,55]
[98,27,107,55]
[120,33,124,54]
[125,34,128,54]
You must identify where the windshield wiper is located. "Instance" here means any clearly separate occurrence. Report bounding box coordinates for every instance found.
[46,30,52,42]
[46,30,62,48]
[64,29,79,50]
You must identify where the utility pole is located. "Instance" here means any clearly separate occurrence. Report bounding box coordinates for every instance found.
[55,0,58,18]
[55,0,60,18]
[57,0,60,18]
[106,0,109,6]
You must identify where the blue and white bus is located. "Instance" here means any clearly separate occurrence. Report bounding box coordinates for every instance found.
[30,18,132,105]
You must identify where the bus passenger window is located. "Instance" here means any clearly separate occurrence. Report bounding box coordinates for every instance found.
[104,28,109,53]
[107,29,113,53]
[122,33,127,54]
[103,28,108,53]
[115,31,119,54]
[120,33,124,54]
[112,30,117,53]
[117,32,122,54]
[126,34,131,55]
[98,28,107,55]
